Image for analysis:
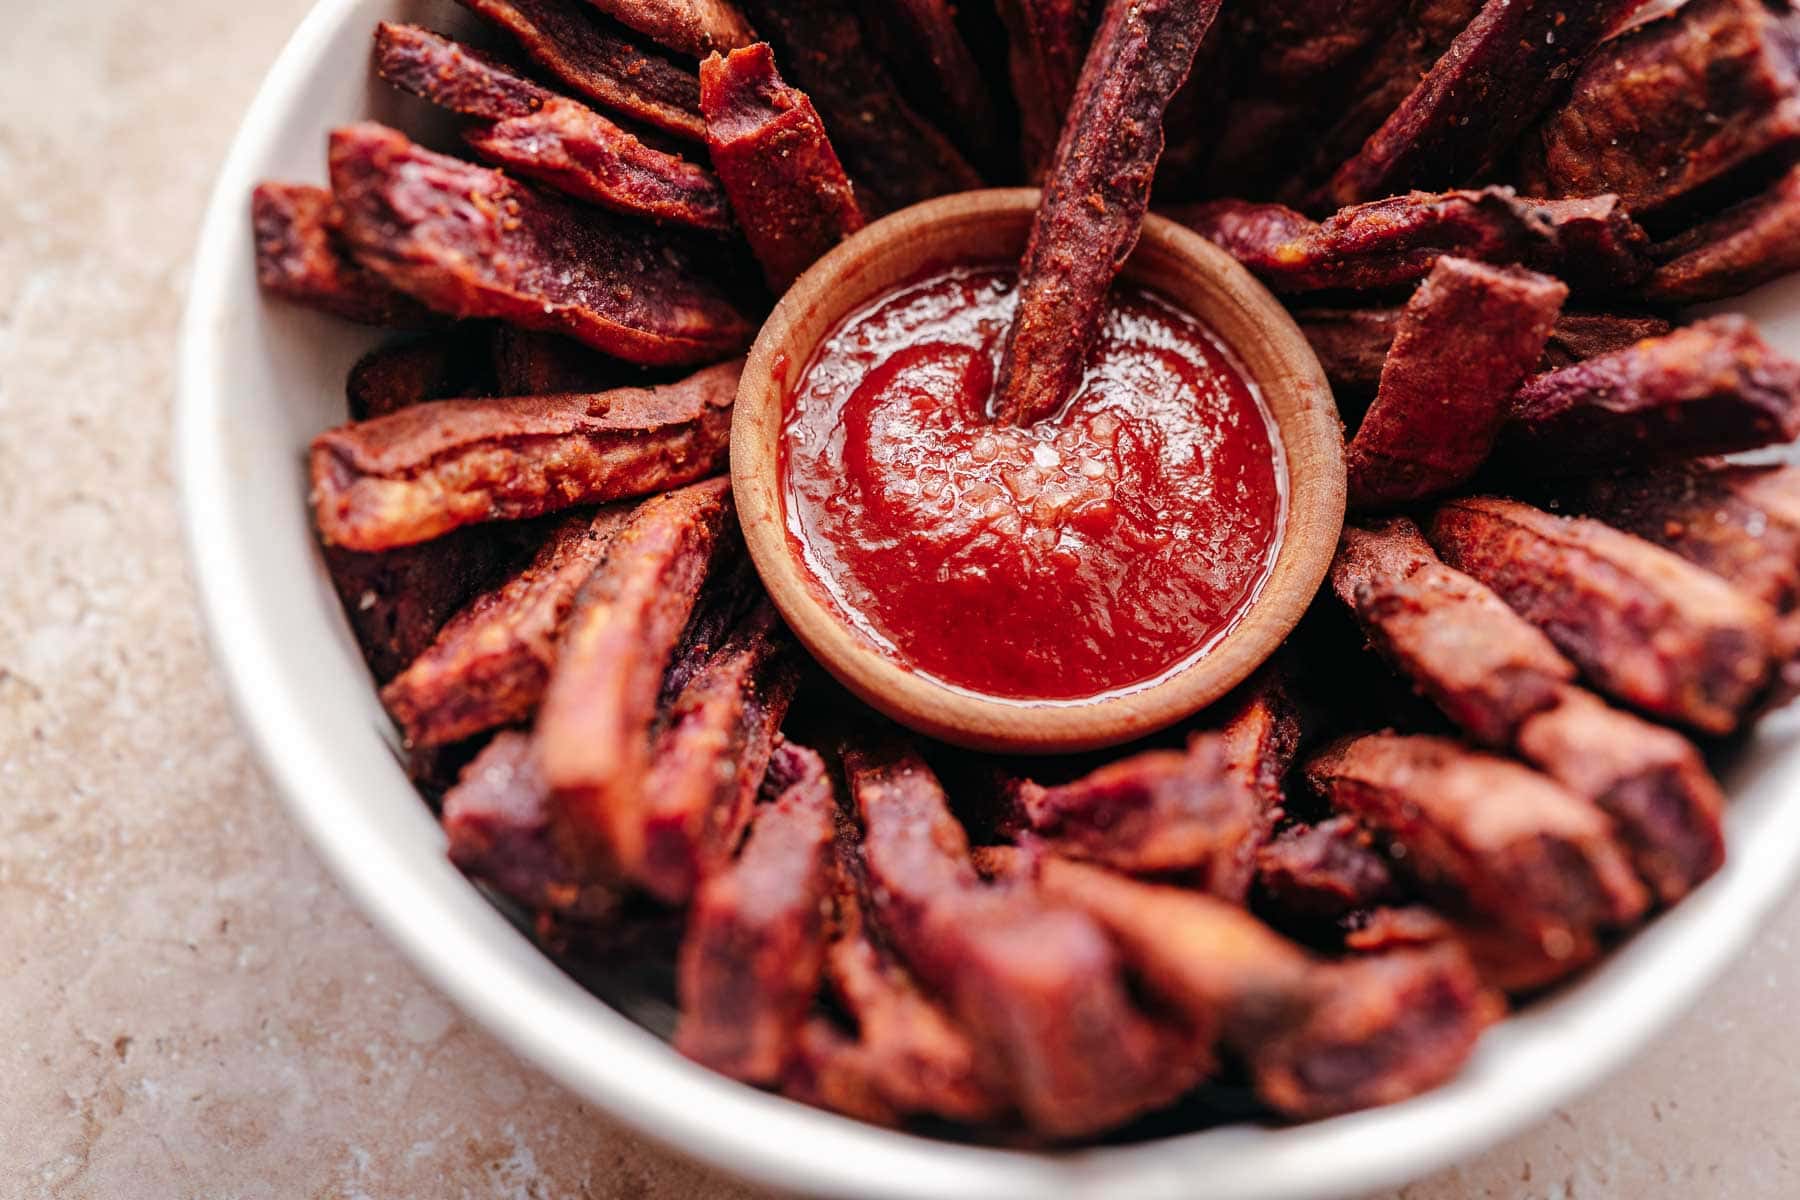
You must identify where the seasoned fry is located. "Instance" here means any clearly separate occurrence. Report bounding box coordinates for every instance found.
[441,731,621,921]
[1332,517,1576,747]
[993,0,1225,425]
[488,328,633,397]
[1518,0,1800,220]
[857,0,1004,173]
[1237,0,1412,90]
[1193,0,1412,196]
[1428,497,1779,735]
[310,359,738,551]
[1564,462,1800,616]
[783,1008,1006,1128]
[1500,317,1800,472]
[1294,307,1404,404]
[1256,816,1401,923]
[1316,0,1651,208]
[997,677,1297,893]
[1331,518,1727,903]
[1646,164,1800,304]
[372,21,552,117]
[699,44,866,292]
[537,479,736,867]
[583,0,755,57]
[1565,462,1800,708]
[992,851,1490,1120]
[1206,675,1305,896]
[1715,465,1800,704]
[674,743,836,1083]
[380,506,634,747]
[467,99,732,232]
[1299,308,1670,404]
[846,742,1202,1137]
[1345,258,1566,508]
[1216,675,1305,818]
[1175,189,1650,295]
[251,182,437,327]
[327,124,752,365]
[1541,314,1676,370]
[1516,686,1725,904]
[1252,941,1493,1117]
[780,1022,907,1127]
[637,602,802,902]
[811,814,1010,1124]
[321,523,525,683]
[734,0,982,213]
[1345,902,1592,992]
[346,328,496,419]
[656,552,763,711]
[976,844,1297,1033]
[373,24,732,233]
[459,0,705,140]
[995,0,1096,180]
[1306,734,1648,980]
[1002,747,1262,885]
[1275,0,1484,203]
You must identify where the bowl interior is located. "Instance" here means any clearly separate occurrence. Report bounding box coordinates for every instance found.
[731,190,1347,753]
[178,2,1800,1197]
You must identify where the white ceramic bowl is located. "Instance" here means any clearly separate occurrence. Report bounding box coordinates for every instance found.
[178,1,1800,1195]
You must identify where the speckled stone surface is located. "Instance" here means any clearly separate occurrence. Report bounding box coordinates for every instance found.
[4,4,1800,1198]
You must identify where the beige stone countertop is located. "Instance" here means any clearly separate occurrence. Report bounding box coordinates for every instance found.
[7,3,1800,1197]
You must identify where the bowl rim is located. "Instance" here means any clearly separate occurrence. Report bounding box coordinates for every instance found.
[729,188,1347,753]
[176,1,1800,1197]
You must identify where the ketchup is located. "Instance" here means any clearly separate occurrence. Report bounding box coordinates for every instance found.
[781,266,1285,702]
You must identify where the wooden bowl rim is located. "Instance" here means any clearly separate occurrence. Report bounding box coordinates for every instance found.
[731,188,1346,753]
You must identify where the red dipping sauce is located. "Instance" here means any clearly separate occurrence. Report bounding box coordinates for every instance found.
[781,266,1286,702]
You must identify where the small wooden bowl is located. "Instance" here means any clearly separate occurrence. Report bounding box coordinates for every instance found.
[731,189,1345,753]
